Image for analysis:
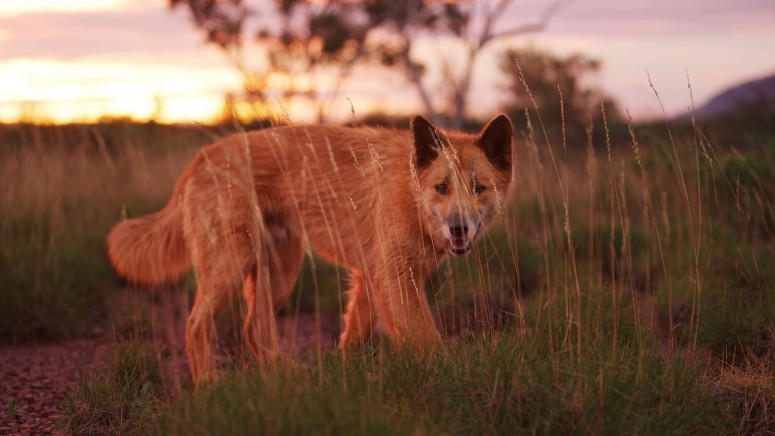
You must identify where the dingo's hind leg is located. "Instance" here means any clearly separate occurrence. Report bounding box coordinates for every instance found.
[241,268,278,361]
[270,228,304,310]
[242,225,303,361]
[186,274,237,384]
[184,201,256,384]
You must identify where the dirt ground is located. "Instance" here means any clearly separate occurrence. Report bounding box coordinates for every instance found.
[0,337,110,435]
[0,288,340,435]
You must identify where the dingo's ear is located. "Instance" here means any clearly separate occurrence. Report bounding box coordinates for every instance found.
[477,114,513,171]
[411,115,446,168]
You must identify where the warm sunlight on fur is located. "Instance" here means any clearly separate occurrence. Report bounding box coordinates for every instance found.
[107,115,514,384]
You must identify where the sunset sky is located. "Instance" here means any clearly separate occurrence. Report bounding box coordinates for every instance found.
[1,0,773,124]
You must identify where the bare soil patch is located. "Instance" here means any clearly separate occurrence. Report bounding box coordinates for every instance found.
[0,287,340,435]
[0,337,110,435]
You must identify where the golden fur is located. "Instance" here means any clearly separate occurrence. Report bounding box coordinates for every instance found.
[107,114,514,384]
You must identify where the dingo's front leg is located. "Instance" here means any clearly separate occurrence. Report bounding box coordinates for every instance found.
[339,269,377,350]
[371,266,441,351]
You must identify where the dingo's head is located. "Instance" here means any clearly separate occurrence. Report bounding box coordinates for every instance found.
[411,114,514,256]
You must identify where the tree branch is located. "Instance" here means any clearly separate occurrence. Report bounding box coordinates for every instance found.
[480,0,573,48]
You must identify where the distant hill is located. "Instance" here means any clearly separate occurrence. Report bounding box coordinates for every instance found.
[677,72,775,121]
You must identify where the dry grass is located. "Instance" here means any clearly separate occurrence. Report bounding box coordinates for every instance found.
[0,122,206,342]
[1,97,773,432]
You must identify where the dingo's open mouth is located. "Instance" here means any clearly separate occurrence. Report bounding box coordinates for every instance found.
[448,239,472,255]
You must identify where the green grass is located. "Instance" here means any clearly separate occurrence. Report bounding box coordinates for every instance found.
[60,339,166,434]
[156,334,733,435]
[0,122,207,343]
[1,106,773,432]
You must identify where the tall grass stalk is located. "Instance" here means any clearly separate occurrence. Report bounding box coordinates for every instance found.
[0,123,205,342]
[2,80,771,431]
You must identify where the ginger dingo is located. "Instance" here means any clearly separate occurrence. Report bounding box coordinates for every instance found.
[108,114,514,384]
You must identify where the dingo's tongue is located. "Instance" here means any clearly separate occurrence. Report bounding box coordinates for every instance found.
[450,239,468,249]
[448,239,472,255]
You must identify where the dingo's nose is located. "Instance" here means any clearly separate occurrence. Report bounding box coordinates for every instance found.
[449,220,469,239]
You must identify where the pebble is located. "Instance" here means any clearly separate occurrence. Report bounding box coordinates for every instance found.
[0,296,335,435]
[0,338,107,435]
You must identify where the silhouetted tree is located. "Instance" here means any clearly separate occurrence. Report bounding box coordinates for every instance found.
[171,0,569,127]
[500,47,620,144]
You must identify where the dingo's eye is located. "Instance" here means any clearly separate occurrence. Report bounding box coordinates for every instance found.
[434,183,448,195]
[474,185,486,195]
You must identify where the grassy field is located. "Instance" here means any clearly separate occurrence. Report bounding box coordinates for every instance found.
[2,106,774,433]
[0,122,211,342]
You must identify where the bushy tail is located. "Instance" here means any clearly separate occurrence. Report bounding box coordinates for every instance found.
[107,194,190,287]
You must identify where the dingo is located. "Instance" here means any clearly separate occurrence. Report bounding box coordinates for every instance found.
[108,114,514,384]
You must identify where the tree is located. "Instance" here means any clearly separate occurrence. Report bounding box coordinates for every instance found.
[499,47,620,144]
[171,0,569,127]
